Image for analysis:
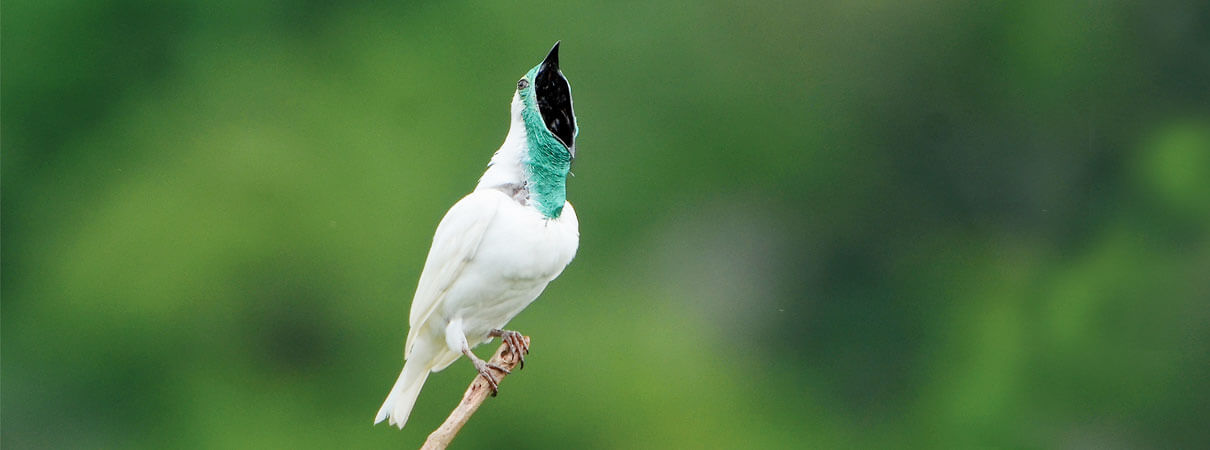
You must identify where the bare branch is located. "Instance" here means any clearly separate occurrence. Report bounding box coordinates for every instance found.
[421,336,530,450]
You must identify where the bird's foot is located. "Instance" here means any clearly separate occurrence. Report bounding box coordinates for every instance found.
[489,328,530,369]
[471,356,510,396]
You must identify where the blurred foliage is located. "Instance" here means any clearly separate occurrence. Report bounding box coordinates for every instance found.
[3,0,1209,448]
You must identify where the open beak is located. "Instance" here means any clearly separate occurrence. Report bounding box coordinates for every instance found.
[541,41,561,73]
[535,41,576,155]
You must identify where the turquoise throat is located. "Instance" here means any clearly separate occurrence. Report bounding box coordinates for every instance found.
[519,66,573,219]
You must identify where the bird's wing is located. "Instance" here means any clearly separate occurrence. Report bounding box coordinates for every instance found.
[404,190,503,358]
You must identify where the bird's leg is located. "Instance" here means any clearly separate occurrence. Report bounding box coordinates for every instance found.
[461,345,509,396]
[488,329,529,369]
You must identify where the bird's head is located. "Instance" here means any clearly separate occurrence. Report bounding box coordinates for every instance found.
[512,41,577,159]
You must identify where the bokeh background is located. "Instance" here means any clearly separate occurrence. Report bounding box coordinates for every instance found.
[4,1,1209,448]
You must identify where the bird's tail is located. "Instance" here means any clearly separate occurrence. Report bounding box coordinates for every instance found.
[374,358,431,429]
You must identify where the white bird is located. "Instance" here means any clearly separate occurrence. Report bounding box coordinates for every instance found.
[374,42,580,429]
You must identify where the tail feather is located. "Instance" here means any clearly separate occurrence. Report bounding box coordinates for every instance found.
[374,359,430,429]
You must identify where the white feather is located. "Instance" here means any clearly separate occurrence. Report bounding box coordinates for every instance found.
[404,192,501,360]
[374,90,579,428]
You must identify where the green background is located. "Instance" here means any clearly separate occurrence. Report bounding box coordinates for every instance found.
[4,1,1208,448]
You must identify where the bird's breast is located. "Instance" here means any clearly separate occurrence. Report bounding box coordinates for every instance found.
[436,194,578,340]
[473,198,579,282]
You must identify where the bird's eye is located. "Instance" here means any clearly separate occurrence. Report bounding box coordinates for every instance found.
[517,78,529,90]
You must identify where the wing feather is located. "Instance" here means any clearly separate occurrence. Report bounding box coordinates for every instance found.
[404,190,503,358]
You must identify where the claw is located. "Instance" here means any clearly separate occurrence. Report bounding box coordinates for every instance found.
[507,334,526,369]
[473,359,503,395]
[487,362,511,374]
[490,329,529,369]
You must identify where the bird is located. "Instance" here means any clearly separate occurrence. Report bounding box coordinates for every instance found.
[374,42,580,429]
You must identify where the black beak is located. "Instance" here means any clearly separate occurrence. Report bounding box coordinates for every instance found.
[541,41,560,73]
[535,41,576,154]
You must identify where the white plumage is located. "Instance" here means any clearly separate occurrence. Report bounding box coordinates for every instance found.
[374,85,579,429]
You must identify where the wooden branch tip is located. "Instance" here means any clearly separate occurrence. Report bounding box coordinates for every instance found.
[421,336,530,450]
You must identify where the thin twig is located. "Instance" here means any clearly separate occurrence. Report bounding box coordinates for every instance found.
[421,336,529,450]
